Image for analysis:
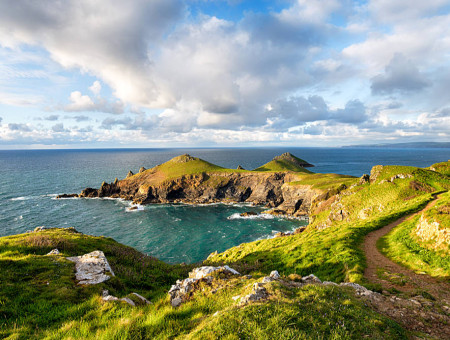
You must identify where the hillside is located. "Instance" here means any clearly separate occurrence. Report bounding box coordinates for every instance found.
[2,159,449,339]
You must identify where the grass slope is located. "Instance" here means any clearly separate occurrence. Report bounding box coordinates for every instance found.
[430,160,450,176]
[0,229,406,339]
[207,166,450,283]
[378,192,450,278]
[0,228,190,339]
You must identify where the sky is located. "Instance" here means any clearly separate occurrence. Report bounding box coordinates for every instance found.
[0,0,449,149]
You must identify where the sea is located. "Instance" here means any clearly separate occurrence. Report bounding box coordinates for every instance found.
[0,147,448,263]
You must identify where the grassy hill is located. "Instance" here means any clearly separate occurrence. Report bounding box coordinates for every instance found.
[254,152,313,173]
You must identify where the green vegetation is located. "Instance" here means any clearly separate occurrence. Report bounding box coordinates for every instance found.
[254,159,312,173]
[289,173,356,190]
[0,229,406,339]
[378,192,450,278]
[0,228,191,339]
[208,165,449,283]
[430,160,450,176]
[188,283,405,339]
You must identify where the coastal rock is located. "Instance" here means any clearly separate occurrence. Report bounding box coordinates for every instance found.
[130,292,151,305]
[237,165,245,170]
[67,250,115,285]
[294,227,306,234]
[189,265,240,279]
[340,282,374,297]
[139,167,146,173]
[65,153,327,219]
[56,193,79,199]
[270,270,280,279]
[370,165,384,183]
[240,211,258,217]
[126,171,134,178]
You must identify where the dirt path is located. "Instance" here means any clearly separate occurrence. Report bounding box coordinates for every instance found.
[362,196,450,338]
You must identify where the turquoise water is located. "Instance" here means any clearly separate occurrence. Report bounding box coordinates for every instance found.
[0,147,447,263]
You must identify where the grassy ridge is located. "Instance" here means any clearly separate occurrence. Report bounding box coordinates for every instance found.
[128,153,315,187]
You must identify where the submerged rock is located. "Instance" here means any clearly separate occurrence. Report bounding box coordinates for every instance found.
[56,193,79,199]
[240,211,258,217]
[67,250,115,285]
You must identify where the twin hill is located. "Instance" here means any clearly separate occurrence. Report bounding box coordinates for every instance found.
[62,152,338,217]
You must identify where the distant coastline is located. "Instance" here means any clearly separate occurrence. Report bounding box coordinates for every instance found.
[343,142,450,149]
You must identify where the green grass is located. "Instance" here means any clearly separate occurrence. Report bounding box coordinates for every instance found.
[289,173,356,190]
[254,159,312,173]
[207,164,449,283]
[0,230,406,339]
[187,283,406,339]
[0,228,191,339]
[377,193,450,278]
[430,160,450,176]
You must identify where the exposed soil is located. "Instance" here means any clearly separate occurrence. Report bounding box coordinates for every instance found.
[362,196,450,339]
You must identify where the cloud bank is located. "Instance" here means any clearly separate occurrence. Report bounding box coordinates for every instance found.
[0,0,448,147]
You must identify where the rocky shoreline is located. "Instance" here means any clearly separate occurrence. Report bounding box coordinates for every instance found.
[57,153,326,218]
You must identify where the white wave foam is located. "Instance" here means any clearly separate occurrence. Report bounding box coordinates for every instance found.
[10,196,32,201]
[125,204,145,212]
[227,213,275,220]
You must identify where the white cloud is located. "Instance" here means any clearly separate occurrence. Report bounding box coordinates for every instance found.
[61,90,124,114]
[89,81,102,95]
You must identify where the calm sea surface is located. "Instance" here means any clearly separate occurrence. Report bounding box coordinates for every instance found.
[0,147,447,263]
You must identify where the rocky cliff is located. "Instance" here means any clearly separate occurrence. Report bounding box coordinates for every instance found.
[60,153,339,217]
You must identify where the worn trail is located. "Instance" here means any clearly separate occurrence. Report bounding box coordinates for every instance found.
[362,195,450,338]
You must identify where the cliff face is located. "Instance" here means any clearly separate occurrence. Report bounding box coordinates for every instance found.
[79,171,319,216]
[69,153,325,217]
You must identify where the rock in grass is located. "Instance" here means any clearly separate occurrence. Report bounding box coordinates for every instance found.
[130,292,151,305]
[189,265,240,279]
[169,265,240,307]
[270,270,280,279]
[67,250,115,285]
[46,249,60,255]
[301,274,322,284]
